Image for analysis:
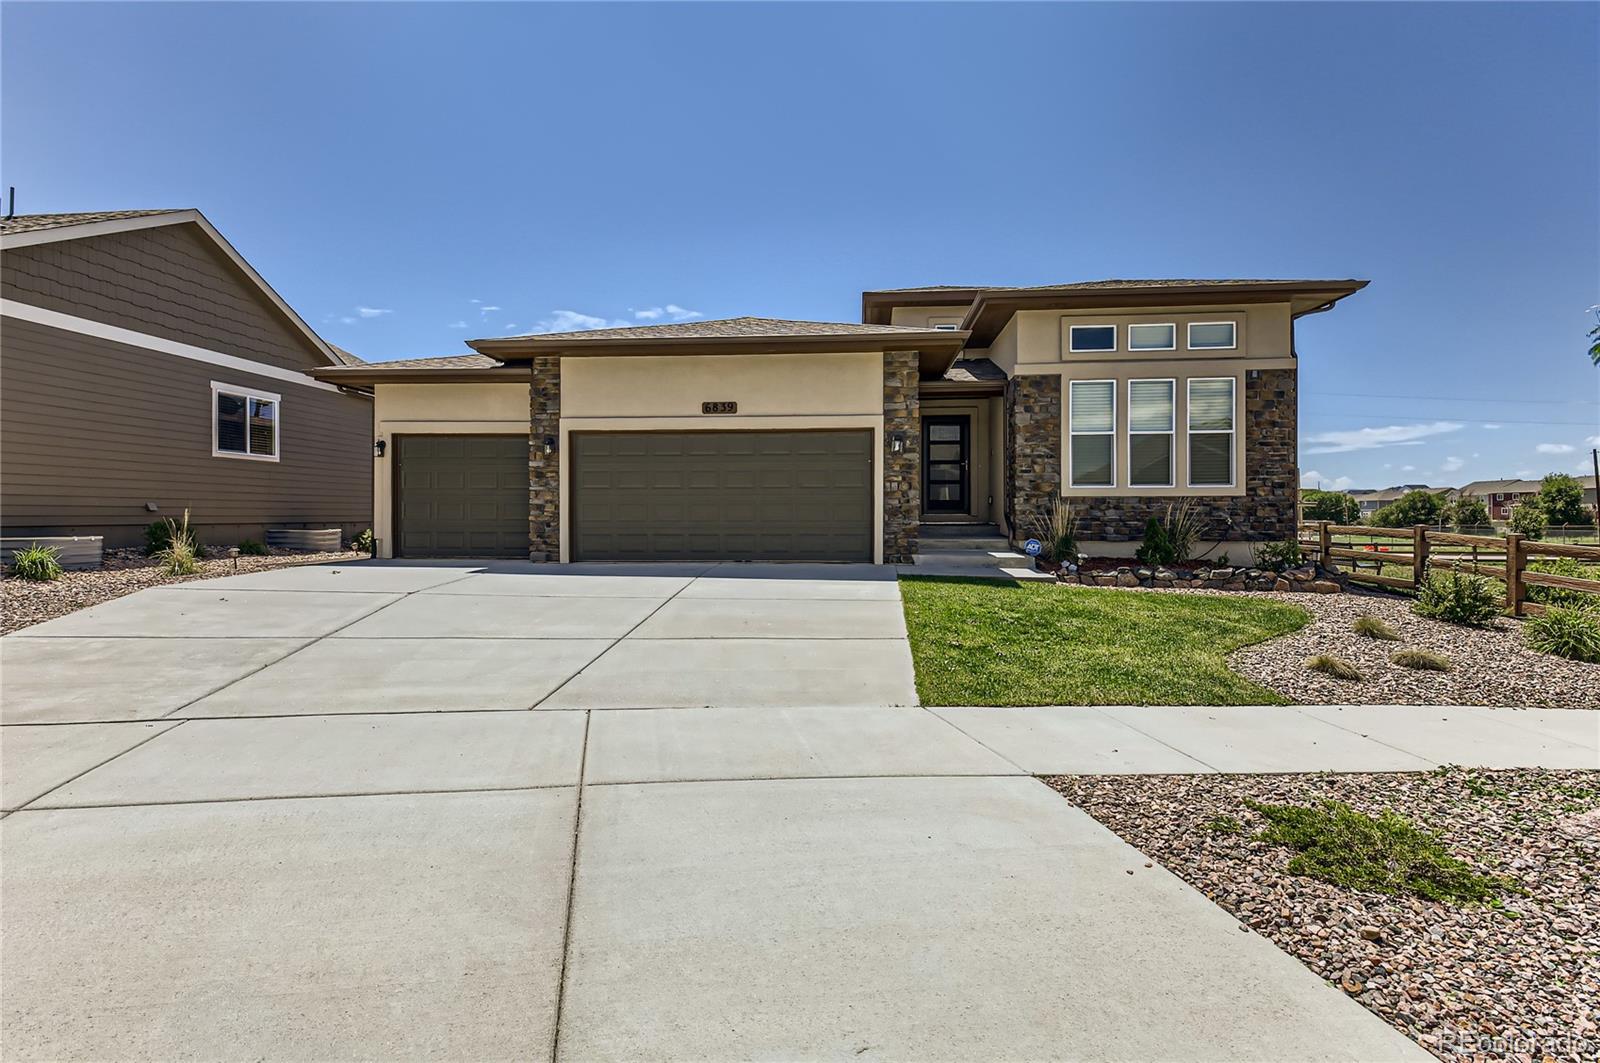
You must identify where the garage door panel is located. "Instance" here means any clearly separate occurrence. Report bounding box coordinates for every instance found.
[572,430,872,562]
[394,435,528,558]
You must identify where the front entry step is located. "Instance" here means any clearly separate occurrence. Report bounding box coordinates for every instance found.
[909,548,1054,581]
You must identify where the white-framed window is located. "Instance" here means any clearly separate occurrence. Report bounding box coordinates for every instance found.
[1068,379,1116,488]
[1068,324,1117,353]
[1187,377,1236,487]
[1187,321,1237,350]
[212,381,280,461]
[1127,379,1175,488]
[1127,323,1176,351]
[928,315,963,331]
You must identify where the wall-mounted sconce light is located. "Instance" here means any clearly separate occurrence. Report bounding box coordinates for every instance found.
[890,434,904,453]
[373,439,387,458]
[145,501,160,513]
[544,435,557,455]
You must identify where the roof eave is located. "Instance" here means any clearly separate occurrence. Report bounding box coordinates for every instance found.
[860,288,984,325]
[960,281,1369,346]
[308,365,531,385]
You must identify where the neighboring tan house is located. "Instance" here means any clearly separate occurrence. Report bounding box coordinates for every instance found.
[311,279,1366,562]
[1456,477,1597,522]
[1,210,372,550]
[1349,483,1446,517]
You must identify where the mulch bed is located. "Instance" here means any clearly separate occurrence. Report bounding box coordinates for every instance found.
[2,547,368,635]
[1048,769,1600,1062]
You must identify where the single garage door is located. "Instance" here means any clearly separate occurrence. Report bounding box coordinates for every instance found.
[571,430,873,562]
[394,435,528,558]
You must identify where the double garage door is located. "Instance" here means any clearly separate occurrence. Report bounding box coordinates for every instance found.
[394,430,874,562]
[572,430,873,562]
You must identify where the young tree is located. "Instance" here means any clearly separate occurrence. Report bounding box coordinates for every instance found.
[1370,490,1448,528]
[1509,500,1546,541]
[1448,496,1490,530]
[1537,473,1589,527]
[1302,489,1360,524]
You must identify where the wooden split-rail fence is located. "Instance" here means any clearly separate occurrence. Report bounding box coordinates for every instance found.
[1297,522,1600,617]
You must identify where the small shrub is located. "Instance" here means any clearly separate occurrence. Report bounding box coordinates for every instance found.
[352,527,376,555]
[1508,501,1546,541]
[145,516,200,556]
[1162,499,1204,564]
[1413,571,1500,627]
[237,539,268,556]
[1526,557,1600,613]
[8,542,63,582]
[1390,648,1452,671]
[156,510,200,576]
[1243,798,1518,903]
[1135,516,1175,565]
[1252,539,1302,573]
[1305,654,1363,681]
[1352,615,1400,640]
[1524,607,1600,663]
[1206,814,1243,835]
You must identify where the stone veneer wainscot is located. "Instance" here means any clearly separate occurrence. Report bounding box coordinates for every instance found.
[882,350,921,564]
[529,355,561,560]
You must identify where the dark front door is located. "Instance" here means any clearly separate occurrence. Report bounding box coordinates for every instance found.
[570,430,874,562]
[923,416,970,513]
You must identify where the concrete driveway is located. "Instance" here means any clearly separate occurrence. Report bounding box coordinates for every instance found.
[0,562,1425,1061]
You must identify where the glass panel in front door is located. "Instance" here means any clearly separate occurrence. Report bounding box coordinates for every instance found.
[924,417,969,512]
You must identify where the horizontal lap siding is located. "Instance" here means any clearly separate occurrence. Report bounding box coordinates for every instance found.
[1,224,328,373]
[0,318,371,532]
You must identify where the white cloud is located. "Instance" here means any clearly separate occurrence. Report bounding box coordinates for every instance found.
[1300,470,1355,491]
[1515,469,1534,478]
[338,316,357,325]
[356,306,391,319]
[1586,434,1600,446]
[1303,421,1463,455]
[478,305,501,313]
[633,304,702,322]
[1536,443,1575,454]
[1441,456,1465,473]
[447,320,468,329]
[469,298,482,304]
[525,309,631,335]
[1401,465,1416,472]
[1481,423,1502,430]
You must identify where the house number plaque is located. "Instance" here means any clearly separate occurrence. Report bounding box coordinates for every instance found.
[701,401,738,415]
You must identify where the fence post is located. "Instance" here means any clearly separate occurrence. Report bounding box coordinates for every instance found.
[1318,521,1332,571]
[1505,532,1524,616]
[1412,525,1429,590]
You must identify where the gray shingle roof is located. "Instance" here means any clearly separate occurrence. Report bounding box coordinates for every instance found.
[0,210,183,235]
[493,316,952,343]
[341,353,501,371]
[943,358,1006,383]
[326,344,366,367]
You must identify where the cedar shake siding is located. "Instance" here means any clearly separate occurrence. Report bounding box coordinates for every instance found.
[2,223,324,374]
[0,318,371,548]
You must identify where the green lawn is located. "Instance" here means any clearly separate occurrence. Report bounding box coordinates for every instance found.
[899,576,1309,706]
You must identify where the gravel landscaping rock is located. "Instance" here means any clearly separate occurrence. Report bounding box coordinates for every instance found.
[1222,590,1599,709]
[2,547,368,635]
[1048,769,1600,1062]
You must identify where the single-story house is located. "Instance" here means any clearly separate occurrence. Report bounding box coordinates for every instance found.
[311,278,1367,563]
[0,209,372,550]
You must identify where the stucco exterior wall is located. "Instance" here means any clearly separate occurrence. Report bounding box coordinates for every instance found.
[369,382,530,558]
[1009,303,1294,367]
[887,305,969,330]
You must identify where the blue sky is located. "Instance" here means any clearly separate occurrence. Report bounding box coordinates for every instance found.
[4,2,1596,491]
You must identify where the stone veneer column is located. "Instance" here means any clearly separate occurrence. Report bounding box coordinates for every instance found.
[1004,374,1062,540]
[882,350,921,564]
[529,355,561,561]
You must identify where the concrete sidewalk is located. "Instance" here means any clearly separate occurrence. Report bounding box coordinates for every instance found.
[934,704,1600,775]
